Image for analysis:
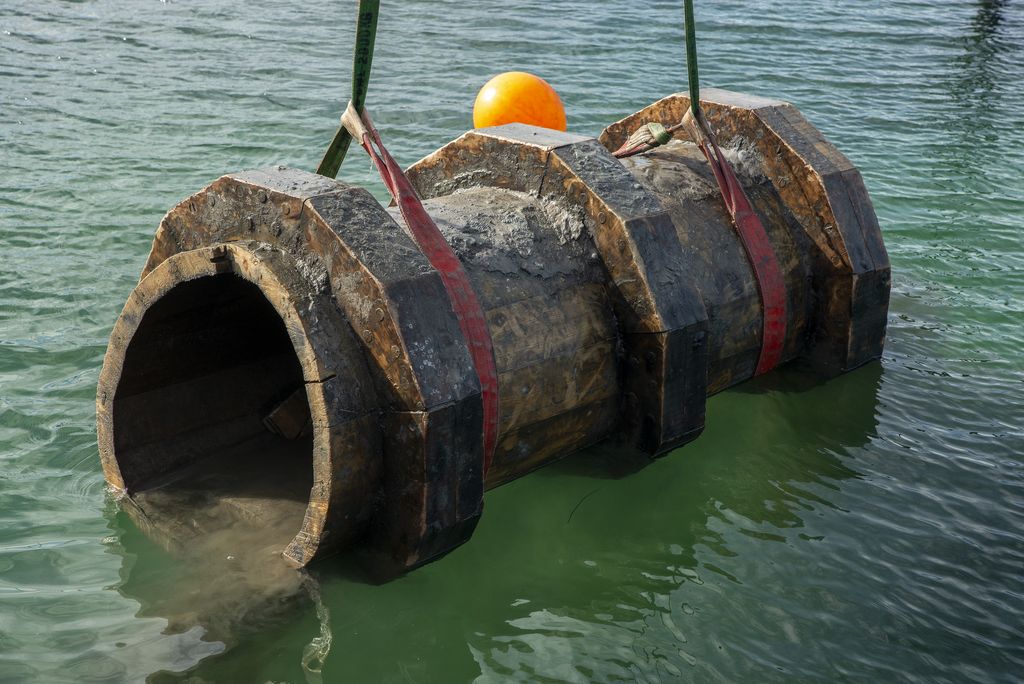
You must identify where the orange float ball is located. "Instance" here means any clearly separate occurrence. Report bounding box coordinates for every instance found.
[473,71,567,132]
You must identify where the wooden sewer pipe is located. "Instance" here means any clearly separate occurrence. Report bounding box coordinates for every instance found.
[96,90,890,573]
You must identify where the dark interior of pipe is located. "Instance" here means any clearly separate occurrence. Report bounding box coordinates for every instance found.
[112,274,313,554]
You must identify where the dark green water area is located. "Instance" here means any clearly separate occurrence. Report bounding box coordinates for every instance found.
[2,1,1022,682]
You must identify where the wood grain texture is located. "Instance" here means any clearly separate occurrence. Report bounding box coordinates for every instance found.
[98,91,889,572]
[99,242,381,566]
[599,88,890,373]
[407,126,709,457]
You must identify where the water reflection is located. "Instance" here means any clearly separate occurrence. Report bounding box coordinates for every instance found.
[954,0,1010,102]
[946,0,1013,147]
[105,505,327,682]
[316,364,883,681]
[101,363,881,681]
[462,365,882,681]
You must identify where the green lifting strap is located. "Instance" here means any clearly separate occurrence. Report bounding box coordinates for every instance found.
[316,0,380,178]
[684,0,701,117]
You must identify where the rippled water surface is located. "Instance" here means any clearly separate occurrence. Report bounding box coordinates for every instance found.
[2,1,1023,682]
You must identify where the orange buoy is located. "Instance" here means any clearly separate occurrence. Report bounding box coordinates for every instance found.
[473,71,567,131]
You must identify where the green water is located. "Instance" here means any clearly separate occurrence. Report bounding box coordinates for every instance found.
[2,0,1023,681]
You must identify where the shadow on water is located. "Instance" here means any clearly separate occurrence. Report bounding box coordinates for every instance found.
[552,361,883,482]
[103,362,882,681]
[953,0,1011,106]
[449,364,883,681]
[542,362,882,561]
[943,0,1014,153]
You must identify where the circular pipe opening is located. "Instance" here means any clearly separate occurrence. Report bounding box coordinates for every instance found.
[112,271,315,556]
[99,243,384,566]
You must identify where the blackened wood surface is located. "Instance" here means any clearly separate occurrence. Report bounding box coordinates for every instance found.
[600,89,890,373]
[99,90,889,572]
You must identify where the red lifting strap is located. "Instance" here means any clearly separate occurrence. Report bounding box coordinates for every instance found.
[688,114,787,375]
[342,105,500,475]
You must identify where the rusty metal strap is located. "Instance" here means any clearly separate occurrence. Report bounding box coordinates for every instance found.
[343,104,501,475]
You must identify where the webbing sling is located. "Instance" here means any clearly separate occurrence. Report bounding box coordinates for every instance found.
[683,110,787,374]
[341,104,500,474]
[316,1,499,475]
[682,0,786,374]
[316,0,379,178]
[614,3,787,373]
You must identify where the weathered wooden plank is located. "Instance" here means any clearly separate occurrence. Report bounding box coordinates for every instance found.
[369,401,483,573]
[486,283,615,372]
[497,339,618,435]
[486,397,620,488]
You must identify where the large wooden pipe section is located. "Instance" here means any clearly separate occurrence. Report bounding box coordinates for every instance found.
[96,90,889,572]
